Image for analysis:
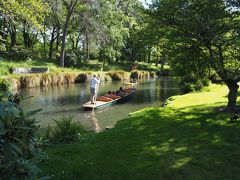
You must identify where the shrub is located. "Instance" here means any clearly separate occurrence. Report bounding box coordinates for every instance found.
[150,71,156,78]
[202,78,210,86]
[44,116,86,144]
[8,47,41,60]
[194,81,204,91]
[179,74,209,93]
[75,73,89,83]
[0,79,14,91]
[107,72,124,81]
[64,51,82,67]
[0,92,44,179]
[180,82,195,93]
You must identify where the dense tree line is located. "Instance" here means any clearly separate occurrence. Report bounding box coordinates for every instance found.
[0,0,156,67]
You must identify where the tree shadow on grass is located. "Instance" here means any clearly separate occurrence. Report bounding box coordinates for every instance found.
[40,104,240,180]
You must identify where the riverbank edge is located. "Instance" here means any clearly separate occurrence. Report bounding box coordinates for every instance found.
[0,70,154,90]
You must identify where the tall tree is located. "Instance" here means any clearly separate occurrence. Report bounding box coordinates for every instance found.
[149,0,240,112]
[59,0,78,67]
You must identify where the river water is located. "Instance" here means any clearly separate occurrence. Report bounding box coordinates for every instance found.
[18,77,179,132]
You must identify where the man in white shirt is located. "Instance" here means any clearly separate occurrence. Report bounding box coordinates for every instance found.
[90,74,100,104]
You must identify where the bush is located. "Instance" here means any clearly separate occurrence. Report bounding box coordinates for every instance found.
[75,73,89,83]
[179,74,210,93]
[194,81,204,91]
[0,92,44,179]
[202,78,210,86]
[8,47,41,60]
[44,116,86,144]
[65,51,78,67]
[0,79,14,91]
[107,72,124,81]
[180,82,195,93]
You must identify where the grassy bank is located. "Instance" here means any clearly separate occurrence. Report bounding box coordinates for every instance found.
[0,59,161,76]
[40,84,240,179]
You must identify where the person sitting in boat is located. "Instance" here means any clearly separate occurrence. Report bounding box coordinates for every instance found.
[119,87,125,92]
[115,90,121,96]
[104,91,121,100]
[118,87,128,97]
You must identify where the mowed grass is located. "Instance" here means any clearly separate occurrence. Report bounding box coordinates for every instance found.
[40,84,240,179]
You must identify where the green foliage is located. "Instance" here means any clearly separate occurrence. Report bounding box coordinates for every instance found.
[180,82,195,93]
[179,74,209,93]
[64,51,80,67]
[0,92,44,179]
[0,0,47,29]
[44,116,86,144]
[106,71,126,81]
[8,48,42,61]
[0,79,14,91]
[149,0,240,110]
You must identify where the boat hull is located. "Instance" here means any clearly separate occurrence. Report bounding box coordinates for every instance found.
[82,89,136,109]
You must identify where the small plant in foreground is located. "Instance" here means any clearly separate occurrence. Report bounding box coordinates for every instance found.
[44,116,86,144]
[0,91,46,179]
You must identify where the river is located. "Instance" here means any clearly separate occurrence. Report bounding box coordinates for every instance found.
[18,77,179,132]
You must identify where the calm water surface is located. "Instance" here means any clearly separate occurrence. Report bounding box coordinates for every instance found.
[18,78,179,132]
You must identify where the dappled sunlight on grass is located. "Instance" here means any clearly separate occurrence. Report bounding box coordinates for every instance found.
[172,157,192,169]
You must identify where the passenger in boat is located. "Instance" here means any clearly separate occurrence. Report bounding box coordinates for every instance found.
[119,87,125,92]
[115,90,121,96]
[105,91,120,100]
[90,74,100,104]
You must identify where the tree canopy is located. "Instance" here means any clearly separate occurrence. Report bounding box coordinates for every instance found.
[147,0,240,112]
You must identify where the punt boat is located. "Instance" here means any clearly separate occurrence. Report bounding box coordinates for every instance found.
[82,89,136,109]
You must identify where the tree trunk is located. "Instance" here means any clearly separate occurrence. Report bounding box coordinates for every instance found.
[10,25,16,50]
[49,28,56,60]
[56,29,60,52]
[225,79,239,113]
[59,16,69,67]
[85,28,90,60]
[23,23,30,48]
[156,55,159,66]
[148,50,151,63]
[59,0,77,67]
[161,58,164,72]
[42,23,46,58]
[2,16,7,40]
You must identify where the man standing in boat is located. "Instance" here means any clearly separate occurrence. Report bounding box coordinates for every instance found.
[90,74,100,104]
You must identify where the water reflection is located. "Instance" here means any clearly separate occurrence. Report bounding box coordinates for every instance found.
[90,113,101,133]
[19,78,179,131]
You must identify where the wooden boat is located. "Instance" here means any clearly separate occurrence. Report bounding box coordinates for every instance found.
[82,89,136,109]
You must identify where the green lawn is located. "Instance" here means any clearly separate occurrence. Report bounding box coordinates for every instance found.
[40,84,240,179]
